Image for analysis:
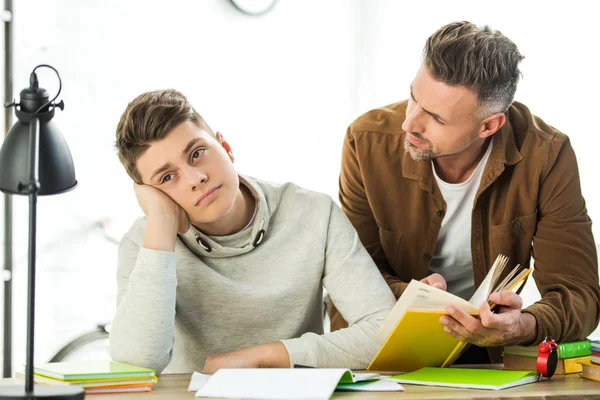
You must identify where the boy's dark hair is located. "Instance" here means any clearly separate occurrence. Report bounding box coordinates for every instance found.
[115,89,211,183]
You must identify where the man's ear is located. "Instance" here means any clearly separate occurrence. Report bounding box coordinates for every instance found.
[216,131,235,163]
[478,113,506,139]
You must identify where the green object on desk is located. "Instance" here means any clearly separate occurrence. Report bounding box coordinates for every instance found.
[558,340,592,358]
[338,371,379,384]
[504,340,592,359]
[389,367,540,390]
[33,361,155,381]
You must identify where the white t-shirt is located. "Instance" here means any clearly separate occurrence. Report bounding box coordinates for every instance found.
[429,140,493,300]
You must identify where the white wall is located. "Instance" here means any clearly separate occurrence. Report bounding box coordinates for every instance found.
[3,0,364,372]
[353,1,600,230]
[1,0,599,374]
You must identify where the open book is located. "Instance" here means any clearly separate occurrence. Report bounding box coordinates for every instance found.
[191,369,403,399]
[368,254,531,372]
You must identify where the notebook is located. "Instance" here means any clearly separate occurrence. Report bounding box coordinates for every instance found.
[84,383,153,394]
[192,369,389,399]
[588,338,600,364]
[389,367,540,390]
[368,254,531,372]
[15,371,157,387]
[33,361,155,381]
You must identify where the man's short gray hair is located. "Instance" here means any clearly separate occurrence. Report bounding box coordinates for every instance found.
[423,21,525,116]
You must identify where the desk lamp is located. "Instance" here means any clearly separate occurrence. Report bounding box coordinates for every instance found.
[0,64,84,399]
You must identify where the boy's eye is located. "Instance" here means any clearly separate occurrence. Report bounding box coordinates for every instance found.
[192,148,205,161]
[161,174,173,184]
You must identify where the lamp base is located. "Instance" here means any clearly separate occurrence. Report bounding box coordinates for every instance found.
[0,384,84,399]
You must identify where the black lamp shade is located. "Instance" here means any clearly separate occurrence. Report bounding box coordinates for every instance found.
[0,65,85,400]
[0,118,77,195]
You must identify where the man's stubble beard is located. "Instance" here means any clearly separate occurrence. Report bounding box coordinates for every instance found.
[404,135,434,161]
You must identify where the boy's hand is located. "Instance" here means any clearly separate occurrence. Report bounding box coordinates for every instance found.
[203,342,290,374]
[135,183,190,251]
[134,183,190,233]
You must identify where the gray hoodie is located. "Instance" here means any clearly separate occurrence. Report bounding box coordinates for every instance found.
[109,176,395,374]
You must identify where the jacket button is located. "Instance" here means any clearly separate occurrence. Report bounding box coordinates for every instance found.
[513,220,522,229]
[424,253,432,261]
[437,210,445,218]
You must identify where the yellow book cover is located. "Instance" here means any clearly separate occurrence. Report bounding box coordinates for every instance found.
[579,360,600,383]
[368,255,530,372]
[564,356,592,373]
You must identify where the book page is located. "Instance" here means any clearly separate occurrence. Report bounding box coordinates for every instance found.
[376,280,476,344]
[188,372,210,392]
[469,254,530,311]
[468,263,496,308]
[194,369,350,400]
[468,254,508,308]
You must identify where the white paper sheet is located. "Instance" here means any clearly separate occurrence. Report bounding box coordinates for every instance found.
[194,368,352,400]
[188,371,211,392]
[336,379,404,391]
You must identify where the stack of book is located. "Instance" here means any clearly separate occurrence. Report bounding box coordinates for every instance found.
[17,360,157,394]
[503,340,592,374]
[580,339,600,382]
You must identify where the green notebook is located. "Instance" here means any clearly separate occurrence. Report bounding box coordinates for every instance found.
[33,361,155,381]
[389,367,539,390]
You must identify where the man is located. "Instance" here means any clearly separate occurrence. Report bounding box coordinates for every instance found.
[328,21,600,362]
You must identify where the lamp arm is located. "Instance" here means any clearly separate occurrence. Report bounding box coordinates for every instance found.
[23,116,40,393]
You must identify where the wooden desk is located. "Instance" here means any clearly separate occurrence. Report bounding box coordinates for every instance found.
[84,372,600,400]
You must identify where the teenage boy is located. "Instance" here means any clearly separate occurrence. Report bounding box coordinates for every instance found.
[109,89,396,375]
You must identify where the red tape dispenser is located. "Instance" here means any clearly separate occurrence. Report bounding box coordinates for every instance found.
[536,337,558,379]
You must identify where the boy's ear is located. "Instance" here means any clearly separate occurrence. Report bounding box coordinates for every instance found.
[216,131,235,163]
